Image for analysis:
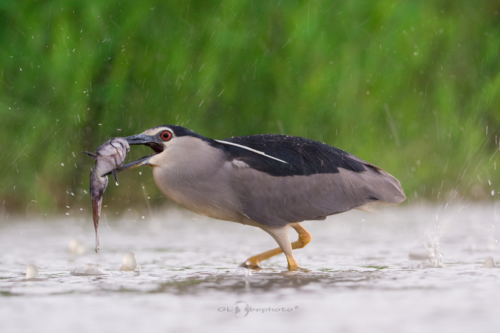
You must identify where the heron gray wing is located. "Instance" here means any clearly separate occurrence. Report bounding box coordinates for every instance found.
[229,162,406,227]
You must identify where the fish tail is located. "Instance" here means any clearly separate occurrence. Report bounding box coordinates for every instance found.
[92,198,102,253]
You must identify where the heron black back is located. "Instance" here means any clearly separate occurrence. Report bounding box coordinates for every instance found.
[221,134,367,177]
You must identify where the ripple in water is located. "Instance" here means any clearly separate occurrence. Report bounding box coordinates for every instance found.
[70,264,108,276]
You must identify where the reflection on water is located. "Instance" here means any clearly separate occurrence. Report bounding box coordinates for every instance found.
[1,204,500,331]
[151,269,392,294]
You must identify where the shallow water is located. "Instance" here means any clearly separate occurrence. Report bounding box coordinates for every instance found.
[1,204,500,332]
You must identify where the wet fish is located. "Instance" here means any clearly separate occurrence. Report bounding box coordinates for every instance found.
[84,138,130,252]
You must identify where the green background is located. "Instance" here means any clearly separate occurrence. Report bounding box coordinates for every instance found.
[1,0,499,217]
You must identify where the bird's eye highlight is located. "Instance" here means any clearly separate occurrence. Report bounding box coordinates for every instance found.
[160,131,172,141]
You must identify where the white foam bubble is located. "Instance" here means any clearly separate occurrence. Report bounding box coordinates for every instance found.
[482,257,498,268]
[26,264,38,279]
[120,252,137,271]
[68,238,85,254]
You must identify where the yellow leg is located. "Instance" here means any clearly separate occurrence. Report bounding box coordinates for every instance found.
[241,223,312,270]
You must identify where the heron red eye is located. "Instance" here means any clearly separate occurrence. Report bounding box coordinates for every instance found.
[160,131,172,141]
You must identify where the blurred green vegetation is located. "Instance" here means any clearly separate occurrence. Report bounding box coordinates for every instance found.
[1,0,500,216]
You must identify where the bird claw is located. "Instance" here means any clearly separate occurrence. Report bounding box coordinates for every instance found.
[240,261,262,270]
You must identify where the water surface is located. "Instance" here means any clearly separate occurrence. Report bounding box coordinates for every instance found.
[1,205,500,332]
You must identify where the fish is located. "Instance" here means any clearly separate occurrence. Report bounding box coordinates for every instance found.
[84,137,130,252]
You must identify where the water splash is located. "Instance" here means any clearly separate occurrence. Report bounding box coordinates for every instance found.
[409,235,444,268]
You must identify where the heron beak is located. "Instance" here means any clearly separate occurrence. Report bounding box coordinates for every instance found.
[124,133,155,145]
[115,155,153,172]
[112,134,164,173]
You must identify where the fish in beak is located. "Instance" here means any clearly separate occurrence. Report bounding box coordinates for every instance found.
[84,133,164,252]
[114,133,165,173]
[84,137,130,252]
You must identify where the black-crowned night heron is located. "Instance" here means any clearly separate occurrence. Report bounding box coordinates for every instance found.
[118,125,406,271]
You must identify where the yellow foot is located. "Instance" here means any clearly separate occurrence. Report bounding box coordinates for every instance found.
[283,267,311,273]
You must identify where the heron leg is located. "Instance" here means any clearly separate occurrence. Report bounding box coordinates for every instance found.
[240,223,312,271]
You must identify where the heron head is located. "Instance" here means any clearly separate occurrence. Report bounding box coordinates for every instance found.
[119,125,203,172]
